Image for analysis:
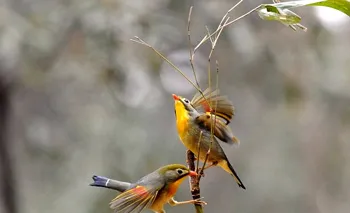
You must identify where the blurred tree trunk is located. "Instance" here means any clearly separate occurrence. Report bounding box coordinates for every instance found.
[0,77,17,213]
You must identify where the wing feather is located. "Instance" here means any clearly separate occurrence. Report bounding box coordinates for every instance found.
[195,113,240,146]
[191,88,235,124]
[110,186,158,213]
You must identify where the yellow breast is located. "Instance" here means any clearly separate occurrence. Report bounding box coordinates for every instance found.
[174,101,189,140]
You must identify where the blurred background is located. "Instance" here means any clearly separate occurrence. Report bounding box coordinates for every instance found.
[0,0,349,213]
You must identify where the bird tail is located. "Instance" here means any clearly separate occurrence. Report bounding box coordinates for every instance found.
[231,135,240,147]
[219,161,246,190]
[90,175,109,187]
[90,175,131,192]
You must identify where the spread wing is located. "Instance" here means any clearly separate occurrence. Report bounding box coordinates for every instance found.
[191,88,234,124]
[109,184,160,213]
[195,113,240,146]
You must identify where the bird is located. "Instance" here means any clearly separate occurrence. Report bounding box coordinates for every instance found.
[172,87,246,189]
[90,164,207,213]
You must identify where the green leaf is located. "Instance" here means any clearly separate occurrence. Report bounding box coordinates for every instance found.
[309,0,350,16]
[257,7,301,25]
[257,0,349,31]
[268,0,350,16]
[258,6,301,25]
[257,4,307,31]
[265,5,281,13]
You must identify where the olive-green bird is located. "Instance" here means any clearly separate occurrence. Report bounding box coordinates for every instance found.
[90,164,206,213]
[172,88,246,189]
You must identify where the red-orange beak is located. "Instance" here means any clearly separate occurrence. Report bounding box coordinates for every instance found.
[188,171,198,177]
[172,94,180,101]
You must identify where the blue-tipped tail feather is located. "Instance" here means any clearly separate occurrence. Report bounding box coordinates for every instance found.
[90,175,109,188]
[90,175,131,192]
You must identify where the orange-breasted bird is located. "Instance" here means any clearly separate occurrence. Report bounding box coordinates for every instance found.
[90,164,206,213]
[172,88,246,189]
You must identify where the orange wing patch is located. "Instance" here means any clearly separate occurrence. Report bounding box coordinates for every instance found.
[110,185,157,212]
[199,100,211,112]
[132,186,149,196]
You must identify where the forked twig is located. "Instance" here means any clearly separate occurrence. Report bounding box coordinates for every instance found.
[220,5,262,28]
[199,60,220,180]
[201,18,225,174]
[194,0,246,53]
[209,17,230,60]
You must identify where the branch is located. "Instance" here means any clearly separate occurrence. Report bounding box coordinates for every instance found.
[187,150,204,213]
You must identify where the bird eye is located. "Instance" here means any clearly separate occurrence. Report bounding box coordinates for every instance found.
[183,99,189,104]
[176,169,183,175]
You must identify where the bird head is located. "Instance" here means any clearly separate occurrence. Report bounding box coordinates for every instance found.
[158,164,197,184]
[172,94,198,118]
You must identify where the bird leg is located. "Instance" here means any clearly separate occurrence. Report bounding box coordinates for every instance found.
[203,162,217,170]
[199,161,218,177]
[168,197,207,206]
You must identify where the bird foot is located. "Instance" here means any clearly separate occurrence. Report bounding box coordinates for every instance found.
[169,197,207,206]
[199,170,205,177]
[194,198,207,206]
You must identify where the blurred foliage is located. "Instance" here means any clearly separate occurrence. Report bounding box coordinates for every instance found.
[0,0,349,213]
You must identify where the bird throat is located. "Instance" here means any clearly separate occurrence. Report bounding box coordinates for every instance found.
[174,101,189,140]
[167,175,187,197]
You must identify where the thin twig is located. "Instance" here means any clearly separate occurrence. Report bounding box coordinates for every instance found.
[198,27,215,177]
[187,6,201,89]
[209,17,230,60]
[131,36,211,108]
[220,5,262,28]
[199,60,220,178]
[205,26,214,45]
[196,4,261,51]
[197,15,226,175]
[130,37,202,94]
[196,131,203,174]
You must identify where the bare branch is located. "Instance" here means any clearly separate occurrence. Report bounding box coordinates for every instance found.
[220,5,262,28]
[187,150,204,213]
